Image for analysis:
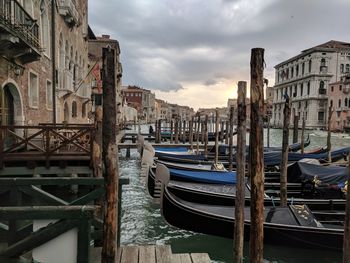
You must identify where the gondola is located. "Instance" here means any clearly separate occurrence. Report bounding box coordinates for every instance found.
[155,147,350,167]
[157,168,344,251]
[148,163,346,210]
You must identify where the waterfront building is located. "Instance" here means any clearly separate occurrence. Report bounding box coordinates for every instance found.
[0,0,91,125]
[88,34,123,124]
[271,40,350,129]
[328,74,350,132]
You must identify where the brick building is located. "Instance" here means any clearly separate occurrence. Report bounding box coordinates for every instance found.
[328,75,350,131]
[0,0,91,126]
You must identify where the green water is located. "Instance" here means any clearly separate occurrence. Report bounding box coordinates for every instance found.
[119,128,348,263]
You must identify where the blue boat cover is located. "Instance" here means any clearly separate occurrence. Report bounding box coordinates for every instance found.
[169,168,237,184]
[155,147,189,152]
[157,152,206,160]
[287,161,348,188]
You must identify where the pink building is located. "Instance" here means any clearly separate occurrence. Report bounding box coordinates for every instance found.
[328,75,350,131]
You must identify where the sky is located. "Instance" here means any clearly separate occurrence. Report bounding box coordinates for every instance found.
[89,0,350,110]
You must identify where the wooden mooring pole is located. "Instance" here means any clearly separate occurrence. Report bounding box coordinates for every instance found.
[215,109,219,165]
[196,114,200,154]
[343,154,350,262]
[228,106,234,171]
[234,81,247,263]
[225,120,229,145]
[158,119,162,142]
[182,119,186,143]
[249,48,265,263]
[293,114,299,143]
[267,116,270,148]
[175,118,179,144]
[93,106,103,178]
[327,105,333,162]
[189,116,194,149]
[204,115,209,158]
[301,115,306,154]
[101,47,119,263]
[280,95,291,207]
[170,119,174,144]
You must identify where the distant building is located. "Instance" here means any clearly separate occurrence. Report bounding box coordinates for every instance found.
[271,40,350,129]
[328,75,350,131]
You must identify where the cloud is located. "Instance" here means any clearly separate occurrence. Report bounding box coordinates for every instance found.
[89,0,350,108]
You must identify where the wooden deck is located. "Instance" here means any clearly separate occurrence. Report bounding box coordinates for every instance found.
[91,245,212,263]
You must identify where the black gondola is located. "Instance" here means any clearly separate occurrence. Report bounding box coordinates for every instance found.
[157,167,344,251]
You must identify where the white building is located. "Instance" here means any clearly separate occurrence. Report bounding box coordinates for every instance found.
[272,40,350,129]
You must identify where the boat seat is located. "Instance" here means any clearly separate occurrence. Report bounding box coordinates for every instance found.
[289,204,323,228]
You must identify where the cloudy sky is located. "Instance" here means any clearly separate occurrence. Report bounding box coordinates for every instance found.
[89,0,350,110]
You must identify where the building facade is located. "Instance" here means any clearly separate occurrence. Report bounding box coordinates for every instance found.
[328,75,350,131]
[0,0,91,126]
[271,40,350,129]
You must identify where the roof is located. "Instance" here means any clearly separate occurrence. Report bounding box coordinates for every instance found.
[275,40,350,68]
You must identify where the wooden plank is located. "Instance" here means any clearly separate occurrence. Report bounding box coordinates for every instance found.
[155,245,172,263]
[19,185,68,205]
[120,246,139,263]
[0,177,104,186]
[0,166,92,176]
[69,187,105,205]
[0,206,96,220]
[139,245,156,263]
[190,253,211,263]
[171,253,191,263]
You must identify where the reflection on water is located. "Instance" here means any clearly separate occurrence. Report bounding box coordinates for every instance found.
[119,128,346,263]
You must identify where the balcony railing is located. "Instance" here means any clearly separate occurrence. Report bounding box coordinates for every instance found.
[0,0,40,50]
[57,69,74,93]
[57,0,79,26]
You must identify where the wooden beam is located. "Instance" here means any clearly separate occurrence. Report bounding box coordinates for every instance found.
[0,177,104,186]
[215,109,219,165]
[0,206,96,220]
[19,185,68,205]
[228,106,234,171]
[0,166,93,176]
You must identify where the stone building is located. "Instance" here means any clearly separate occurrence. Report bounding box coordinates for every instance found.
[328,75,350,131]
[0,0,91,126]
[271,40,350,129]
[88,34,123,124]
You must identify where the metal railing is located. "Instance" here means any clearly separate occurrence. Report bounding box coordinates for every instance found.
[0,0,40,50]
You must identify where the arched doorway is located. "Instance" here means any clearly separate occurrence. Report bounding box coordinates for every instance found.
[0,82,23,126]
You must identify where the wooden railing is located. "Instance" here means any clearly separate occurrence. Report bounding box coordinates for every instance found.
[0,125,95,168]
[0,0,40,50]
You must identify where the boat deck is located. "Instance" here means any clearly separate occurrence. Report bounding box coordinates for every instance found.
[91,245,212,263]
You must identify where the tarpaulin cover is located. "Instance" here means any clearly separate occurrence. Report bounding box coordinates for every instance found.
[169,168,237,184]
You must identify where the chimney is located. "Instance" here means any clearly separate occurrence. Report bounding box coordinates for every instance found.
[102,35,110,39]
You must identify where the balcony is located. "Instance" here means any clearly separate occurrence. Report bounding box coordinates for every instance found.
[0,0,40,64]
[57,69,74,98]
[57,0,79,27]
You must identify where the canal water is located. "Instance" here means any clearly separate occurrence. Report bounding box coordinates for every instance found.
[119,127,348,263]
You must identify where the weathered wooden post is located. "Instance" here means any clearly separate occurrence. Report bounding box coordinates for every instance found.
[343,154,350,262]
[154,120,158,143]
[215,109,219,165]
[301,115,306,154]
[182,119,186,143]
[267,116,270,148]
[201,118,205,144]
[327,105,333,162]
[234,81,247,263]
[225,120,229,145]
[170,119,174,143]
[249,48,265,263]
[175,117,179,144]
[196,114,201,153]
[280,94,291,207]
[204,115,209,158]
[220,120,224,143]
[101,47,119,263]
[228,106,234,171]
[178,119,182,144]
[93,106,103,178]
[189,116,194,149]
[293,114,299,143]
[158,119,162,142]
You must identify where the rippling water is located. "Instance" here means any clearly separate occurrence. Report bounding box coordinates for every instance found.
[119,127,347,263]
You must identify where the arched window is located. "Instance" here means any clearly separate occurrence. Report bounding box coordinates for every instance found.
[296,65,299,76]
[65,40,69,69]
[346,64,350,73]
[58,33,64,69]
[319,81,326,95]
[307,81,310,95]
[300,83,303,96]
[40,0,50,57]
[308,60,312,73]
[339,99,341,108]
[291,67,294,78]
[321,58,326,67]
[302,62,305,75]
[345,98,348,107]
[330,100,333,107]
[72,101,77,118]
[340,64,344,73]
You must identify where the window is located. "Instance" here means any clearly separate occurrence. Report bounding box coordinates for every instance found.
[29,72,39,108]
[46,80,52,109]
[320,58,326,67]
[337,112,341,118]
[346,98,348,107]
[72,101,77,118]
[298,102,301,109]
[318,112,324,121]
[339,99,341,108]
[331,86,334,92]
[291,67,294,78]
[341,64,344,73]
[293,85,297,97]
[305,101,308,108]
[40,0,50,57]
[289,86,292,96]
[302,62,305,75]
[330,100,333,107]
[82,103,86,118]
[308,60,312,73]
[307,82,310,95]
[346,64,350,73]
[300,83,303,96]
[296,65,299,76]
[319,81,326,94]
[340,85,342,91]
[305,111,308,120]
